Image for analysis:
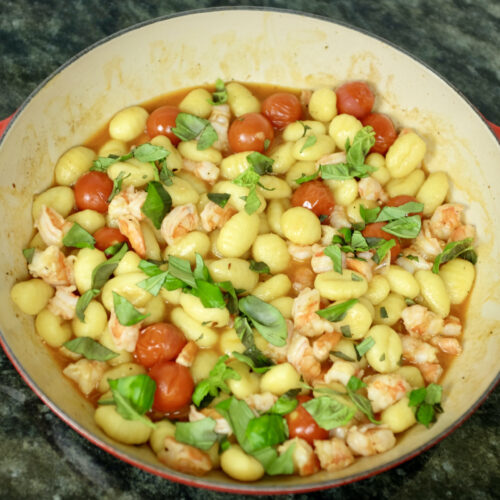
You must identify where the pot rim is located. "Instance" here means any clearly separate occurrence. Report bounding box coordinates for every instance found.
[0,6,499,494]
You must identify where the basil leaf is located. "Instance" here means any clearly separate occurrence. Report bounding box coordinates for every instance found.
[252,445,295,476]
[425,383,443,405]
[133,143,169,163]
[360,204,380,224]
[324,245,343,273]
[319,163,352,180]
[409,384,443,427]
[137,272,168,296]
[108,171,130,202]
[432,238,476,274]
[193,279,226,309]
[210,78,228,105]
[340,325,352,338]
[23,247,35,264]
[167,256,196,288]
[347,375,366,392]
[141,181,172,229]
[376,202,424,222]
[193,253,210,282]
[246,152,274,175]
[90,243,129,290]
[294,172,319,185]
[233,166,261,188]
[232,352,272,374]
[192,355,241,407]
[299,121,312,137]
[91,154,126,172]
[64,337,118,361]
[104,242,126,256]
[405,297,416,306]
[172,113,210,141]
[268,390,300,415]
[75,288,100,322]
[238,295,287,347]
[373,239,396,264]
[243,186,261,215]
[244,414,288,452]
[351,273,363,282]
[406,254,420,262]
[217,280,239,314]
[346,376,380,424]
[299,134,317,153]
[249,260,270,274]
[234,316,274,369]
[331,350,356,362]
[356,336,375,357]
[302,396,356,430]
[316,299,358,322]
[215,396,255,451]
[345,126,376,168]
[382,215,421,239]
[62,223,95,249]
[108,374,156,424]
[351,230,369,250]
[138,259,166,277]
[207,192,230,208]
[112,292,149,326]
[175,418,218,451]
[197,123,218,150]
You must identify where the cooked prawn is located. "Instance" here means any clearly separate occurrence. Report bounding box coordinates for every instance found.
[176,341,198,367]
[314,437,355,471]
[320,225,336,246]
[245,392,278,414]
[449,223,475,242]
[346,425,396,457]
[287,243,313,261]
[312,331,341,362]
[158,437,212,476]
[35,205,72,247]
[300,89,312,107]
[208,104,230,151]
[107,185,147,225]
[411,220,444,260]
[397,250,433,273]
[316,151,346,167]
[401,335,439,364]
[108,309,142,352]
[28,246,75,286]
[429,336,462,356]
[183,159,220,184]
[401,305,444,341]
[429,203,464,241]
[278,438,320,476]
[188,405,232,435]
[200,200,236,232]
[329,205,351,229]
[118,215,146,258]
[292,288,334,337]
[324,360,356,386]
[311,244,334,273]
[442,316,462,337]
[47,285,79,320]
[161,203,199,246]
[365,374,411,412]
[63,359,107,395]
[346,255,374,281]
[287,333,321,382]
[417,362,443,384]
[358,177,388,203]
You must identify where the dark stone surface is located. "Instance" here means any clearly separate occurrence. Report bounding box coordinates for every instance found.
[0,1,498,499]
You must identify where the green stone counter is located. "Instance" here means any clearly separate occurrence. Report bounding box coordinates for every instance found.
[0,1,498,498]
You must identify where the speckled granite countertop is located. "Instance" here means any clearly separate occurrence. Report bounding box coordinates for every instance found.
[0,1,498,499]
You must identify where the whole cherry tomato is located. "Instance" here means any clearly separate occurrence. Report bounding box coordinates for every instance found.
[261,92,302,129]
[362,221,401,263]
[361,113,397,155]
[336,81,375,119]
[149,361,194,413]
[74,171,113,213]
[285,395,329,445]
[385,195,422,216]
[134,323,187,368]
[93,227,128,251]
[146,105,181,145]
[228,112,274,153]
[291,180,336,217]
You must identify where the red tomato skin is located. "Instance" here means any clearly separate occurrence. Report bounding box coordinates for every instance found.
[74,171,113,213]
[291,180,336,217]
[149,361,194,413]
[93,227,128,251]
[134,323,187,368]
[361,113,397,155]
[336,81,375,119]
[285,395,329,445]
[228,113,274,153]
[146,105,181,145]
[261,92,302,129]
[385,195,422,216]
[362,222,401,263]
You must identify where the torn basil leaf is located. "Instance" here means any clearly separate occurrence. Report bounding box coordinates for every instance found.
[331,350,356,362]
[210,78,228,105]
[62,223,95,249]
[302,396,355,430]
[294,172,319,185]
[316,299,358,322]
[379,306,388,318]
[249,260,270,274]
[408,383,443,427]
[134,143,169,163]
[207,192,230,208]
[64,336,118,361]
[141,181,172,229]
[244,414,288,453]
[167,255,196,288]
[172,113,218,150]
[299,134,317,153]
[268,389,300,416]
[376,202,424,222]
[175,418,218,451]
[232,352,272,374]
[253,445,295,476]
[23,247,35,264]
[340,325,352,338]
[137,271,169,296]
[112,292,149,326]
[246,152,274,175]
[373,239,396,264]
[324,245,343,273]
[91,243,129,290]
[355,336,375,358]
[382,215,421,239]
[360,204,381,224]
[234,316,274,370]
[107,171,130,202]
[243,186,261,215]
[75,288,100,322]
[432,238,477,274]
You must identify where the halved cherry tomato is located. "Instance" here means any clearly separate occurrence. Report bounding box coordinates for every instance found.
[336,81,375,119]
[261,92,302,130]
[93,227,128,251]
[285,395,329,445]
[134,323,187,368]
[361,113,397,155]
[291,180,336,217]
[74,171,113,213]
[228,112,274,153]
[386,195,422,216]
[146,105,181,145]
[149,361,194,413]
[362,221,401,263]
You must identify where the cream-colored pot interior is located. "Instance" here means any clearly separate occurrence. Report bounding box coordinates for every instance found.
[0,9,498,493]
